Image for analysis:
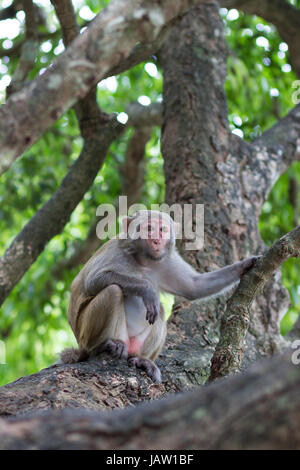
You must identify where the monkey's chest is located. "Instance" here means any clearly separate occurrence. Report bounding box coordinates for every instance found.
[124,296,149,337]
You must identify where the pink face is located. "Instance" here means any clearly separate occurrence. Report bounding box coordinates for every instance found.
[140,218,171,258]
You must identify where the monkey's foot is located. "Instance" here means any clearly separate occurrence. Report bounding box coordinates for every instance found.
[127,356,162,383]
[96,339,128,360]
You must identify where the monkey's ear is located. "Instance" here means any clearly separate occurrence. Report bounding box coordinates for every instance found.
[122,216,134,234]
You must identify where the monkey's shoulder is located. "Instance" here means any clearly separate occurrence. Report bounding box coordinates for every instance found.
[82,238,135,276]
[90,237,120,258]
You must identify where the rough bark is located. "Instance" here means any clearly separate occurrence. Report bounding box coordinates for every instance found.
[0,349,299,449]
[0,0,206,175]
[0,354,171,417]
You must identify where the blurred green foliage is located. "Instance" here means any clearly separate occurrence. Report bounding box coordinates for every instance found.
[0,1,299,385]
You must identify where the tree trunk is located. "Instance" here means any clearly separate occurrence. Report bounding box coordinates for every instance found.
[159,2,290,383]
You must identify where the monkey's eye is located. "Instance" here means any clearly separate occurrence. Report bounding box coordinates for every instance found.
[147,224,153,232]
[160,226,168,233]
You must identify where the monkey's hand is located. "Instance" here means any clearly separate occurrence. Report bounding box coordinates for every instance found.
[238,256,260,276]
[142,286,160,325]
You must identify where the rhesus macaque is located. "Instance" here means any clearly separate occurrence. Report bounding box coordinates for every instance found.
[61,210,257,383]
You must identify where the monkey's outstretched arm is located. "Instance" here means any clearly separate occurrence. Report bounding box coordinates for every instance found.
[85,270,160,324]
[159,253,257,300]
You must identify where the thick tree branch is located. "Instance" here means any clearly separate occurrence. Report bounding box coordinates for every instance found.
[0,350,299,449]
[209,226,300,381]
[0,0,205,175]
[220,0,300,77]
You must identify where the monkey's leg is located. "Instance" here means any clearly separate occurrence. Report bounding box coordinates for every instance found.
[77,284,129,360]
[141,308,167,361]
[127,307,167,383]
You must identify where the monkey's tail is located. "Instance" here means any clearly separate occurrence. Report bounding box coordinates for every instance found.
[59,347,89,364]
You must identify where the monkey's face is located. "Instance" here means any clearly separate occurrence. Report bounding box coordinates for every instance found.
[123,211,176,262]
[126,215,173,261]
[139,218,172,260]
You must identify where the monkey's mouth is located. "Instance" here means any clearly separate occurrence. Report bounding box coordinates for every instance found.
[148,250,165,261]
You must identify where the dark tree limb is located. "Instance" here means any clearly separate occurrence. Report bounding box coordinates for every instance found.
[209,226,300,382]
[0,349,299,449]
[220,0,300,77]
